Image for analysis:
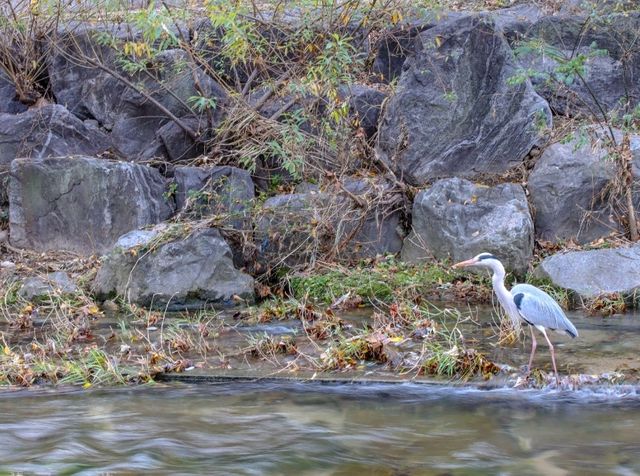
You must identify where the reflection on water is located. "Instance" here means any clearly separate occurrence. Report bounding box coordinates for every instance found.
[0,383,639,475]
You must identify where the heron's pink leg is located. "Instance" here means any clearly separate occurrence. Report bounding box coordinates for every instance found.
[526,325,537,373]
[540,327,559,385]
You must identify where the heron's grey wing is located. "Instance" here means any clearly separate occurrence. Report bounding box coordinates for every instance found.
[510,283,578,338]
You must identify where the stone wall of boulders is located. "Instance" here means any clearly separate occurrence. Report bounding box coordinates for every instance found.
[2,2,640,308]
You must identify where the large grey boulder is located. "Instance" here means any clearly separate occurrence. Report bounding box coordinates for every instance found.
[401,178,534,274]
[48,24,126,120]
[9,156,173,255]
[518,13,640,116]
[107,50,226,159]
[377,15,551,186]
[535,245,640,298]
[173,165,254,228]
[255,178,404,272]
[0,105,111,169]
[93,225,254,310]
[492,4,544,43]
[528,129,640,243]
[333,177,405,260]
[371,5,543,85]
[255,192,338,272]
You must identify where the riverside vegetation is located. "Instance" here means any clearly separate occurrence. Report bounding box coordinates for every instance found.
[0,0,640,388]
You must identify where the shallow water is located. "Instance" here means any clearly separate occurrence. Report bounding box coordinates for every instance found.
[2,382,640,475]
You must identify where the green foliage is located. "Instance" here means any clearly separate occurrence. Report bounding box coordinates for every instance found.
[163,182,178,201]
[206,0,266,64]
[188,95,218,112]
[289,257,459,303]
[511,39,610,88]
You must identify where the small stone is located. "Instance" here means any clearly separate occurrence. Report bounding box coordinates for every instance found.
[18,271,79,300]
[101,299,119,312]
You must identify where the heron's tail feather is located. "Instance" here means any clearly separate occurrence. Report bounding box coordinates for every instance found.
[564,322,578,338]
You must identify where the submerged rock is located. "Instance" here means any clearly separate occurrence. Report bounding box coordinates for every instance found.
[377,15,550,186]
[535,245,640,298]
[9,156,174,255]
[93,225,254,310]
[19,272,79,301]
[401,178,533,274]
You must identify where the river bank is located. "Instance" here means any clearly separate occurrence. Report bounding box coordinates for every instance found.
[1,243,638,390]
[1,0,640,389]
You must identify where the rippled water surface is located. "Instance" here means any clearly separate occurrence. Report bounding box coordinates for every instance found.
[1,382,640,475]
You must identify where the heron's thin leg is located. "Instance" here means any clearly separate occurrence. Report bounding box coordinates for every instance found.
[527,325,537,373]
[539,327,559,385]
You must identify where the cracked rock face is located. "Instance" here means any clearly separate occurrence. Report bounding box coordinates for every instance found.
[0,105,111,169]
[519,13,640,117]
[9,156,174,255]
[528,128,640,244]
[376,15,551,186]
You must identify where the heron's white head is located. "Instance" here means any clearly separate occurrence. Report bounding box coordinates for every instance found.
[452,252,504,273]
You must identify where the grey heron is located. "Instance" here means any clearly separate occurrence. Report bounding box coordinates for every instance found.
[453,252,578,385]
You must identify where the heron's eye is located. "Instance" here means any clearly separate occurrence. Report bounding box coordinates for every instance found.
[478,253,497,261]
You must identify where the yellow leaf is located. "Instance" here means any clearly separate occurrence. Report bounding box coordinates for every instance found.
[3,346,11,355]
[435,35,444,48]
[390,10,402,25]
[388,336,404,343]
[83,382,92,389]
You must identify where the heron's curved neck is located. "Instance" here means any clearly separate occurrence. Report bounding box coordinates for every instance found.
[490,262,521,330]
[490,263,508,296]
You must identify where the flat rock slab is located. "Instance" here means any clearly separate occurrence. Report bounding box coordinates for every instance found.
[535,245,640,297]
[9,156,173,255]
[93,225,254,310]
[401,178,533,274]
[377,14,550,186]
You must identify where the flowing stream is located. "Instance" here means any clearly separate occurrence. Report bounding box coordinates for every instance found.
[1,382,640,475]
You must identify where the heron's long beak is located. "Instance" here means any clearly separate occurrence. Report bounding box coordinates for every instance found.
[452,258,478,269]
